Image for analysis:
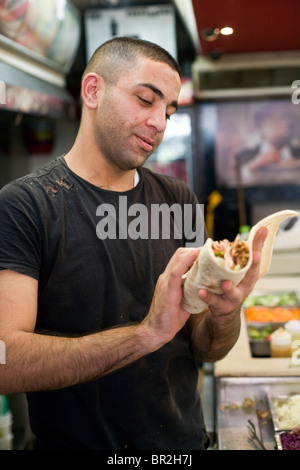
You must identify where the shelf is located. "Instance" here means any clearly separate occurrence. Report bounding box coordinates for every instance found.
[0,34,66,88]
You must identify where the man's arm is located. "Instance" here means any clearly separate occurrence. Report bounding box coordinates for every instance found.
[188,227,268,362]
[0,247,197,395]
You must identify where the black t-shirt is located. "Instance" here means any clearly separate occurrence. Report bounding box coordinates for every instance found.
[0,156,208,450]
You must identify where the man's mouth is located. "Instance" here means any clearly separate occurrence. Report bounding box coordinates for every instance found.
[136,135,155,152]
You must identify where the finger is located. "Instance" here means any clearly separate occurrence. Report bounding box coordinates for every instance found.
[168,247,200,274]
[219,280,243,308]
[251,226,268,260]
[198,286,236,314]
[164,247,200,289]
[220,226,269,302]
[239,226,268,287]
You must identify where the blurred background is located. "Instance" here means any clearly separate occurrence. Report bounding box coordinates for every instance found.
[1,0,300,450]
[1,0,300,240]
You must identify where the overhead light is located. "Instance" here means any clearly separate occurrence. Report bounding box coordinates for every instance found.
[201,26,234,41]
[220,27,234,36]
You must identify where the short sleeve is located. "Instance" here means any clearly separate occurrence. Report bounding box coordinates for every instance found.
[0,180,43,280]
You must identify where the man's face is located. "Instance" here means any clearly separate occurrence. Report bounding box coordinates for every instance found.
[261,113,292,148]
[93,58,181,171]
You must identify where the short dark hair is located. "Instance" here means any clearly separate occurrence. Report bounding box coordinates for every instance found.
[82,36,182,84]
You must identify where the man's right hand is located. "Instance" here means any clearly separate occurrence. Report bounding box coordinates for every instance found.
[142,247,200,347]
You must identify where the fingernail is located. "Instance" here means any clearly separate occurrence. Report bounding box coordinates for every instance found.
[222,280,232,291]
[199,289,207,298]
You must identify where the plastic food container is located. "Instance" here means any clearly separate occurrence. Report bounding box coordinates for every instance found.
[284,320,300,354]
[270,327,292,357]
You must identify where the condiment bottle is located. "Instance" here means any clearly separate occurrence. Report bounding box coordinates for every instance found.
[284,320,300,355]
[239,225,251,241]
[270,327,292,358]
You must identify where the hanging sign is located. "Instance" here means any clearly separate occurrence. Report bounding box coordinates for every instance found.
[85,4,177,61]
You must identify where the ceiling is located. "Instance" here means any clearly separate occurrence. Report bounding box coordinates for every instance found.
[192,0,300,57]
[71,0,300,58]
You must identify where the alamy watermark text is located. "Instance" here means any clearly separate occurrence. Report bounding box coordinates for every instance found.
[291,80,300,104]
[95,198,205,247]
[0,340,6,365]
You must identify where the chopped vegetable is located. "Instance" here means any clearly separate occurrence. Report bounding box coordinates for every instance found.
[248,325,273,340]
[245,306,300,323]
[214,250,224,257]
[274,394,300,429]
[280,427,300,450]
[244,292,299,308]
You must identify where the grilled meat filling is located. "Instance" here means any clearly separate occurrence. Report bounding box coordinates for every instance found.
[212,235,250,270]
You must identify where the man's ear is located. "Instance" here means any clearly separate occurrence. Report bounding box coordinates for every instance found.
[81,73,103,109]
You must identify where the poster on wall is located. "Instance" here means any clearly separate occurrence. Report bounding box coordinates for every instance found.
[215,99,300,187]
[85,4,177,61]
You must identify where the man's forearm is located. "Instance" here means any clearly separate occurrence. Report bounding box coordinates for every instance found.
[0,323,161,394]
[189,306,241,362]
[0,248,201,396]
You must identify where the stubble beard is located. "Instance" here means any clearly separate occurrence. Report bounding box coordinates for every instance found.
[95,122,158,171]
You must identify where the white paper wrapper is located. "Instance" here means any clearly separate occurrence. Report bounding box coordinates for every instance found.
[181,210,299,314]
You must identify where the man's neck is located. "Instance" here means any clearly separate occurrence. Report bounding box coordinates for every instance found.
[64,147,137,192]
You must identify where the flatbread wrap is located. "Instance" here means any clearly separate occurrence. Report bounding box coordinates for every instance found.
[181,210,299,314]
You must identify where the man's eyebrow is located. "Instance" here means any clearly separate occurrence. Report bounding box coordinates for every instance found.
[138,83,178,110]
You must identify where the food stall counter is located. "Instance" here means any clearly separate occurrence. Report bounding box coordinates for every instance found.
[214,276,300,378]
[213,276,300,450]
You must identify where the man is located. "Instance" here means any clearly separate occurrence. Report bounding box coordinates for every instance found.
[0,37,267,450]
[235,102,300,185]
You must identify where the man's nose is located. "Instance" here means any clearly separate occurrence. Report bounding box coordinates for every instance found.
[146,106,167,133]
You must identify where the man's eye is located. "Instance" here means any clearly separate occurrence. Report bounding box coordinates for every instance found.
[138,96,151,105]
[166,114,171,121]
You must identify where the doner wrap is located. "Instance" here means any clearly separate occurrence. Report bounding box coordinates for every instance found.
[181,210,299,314]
